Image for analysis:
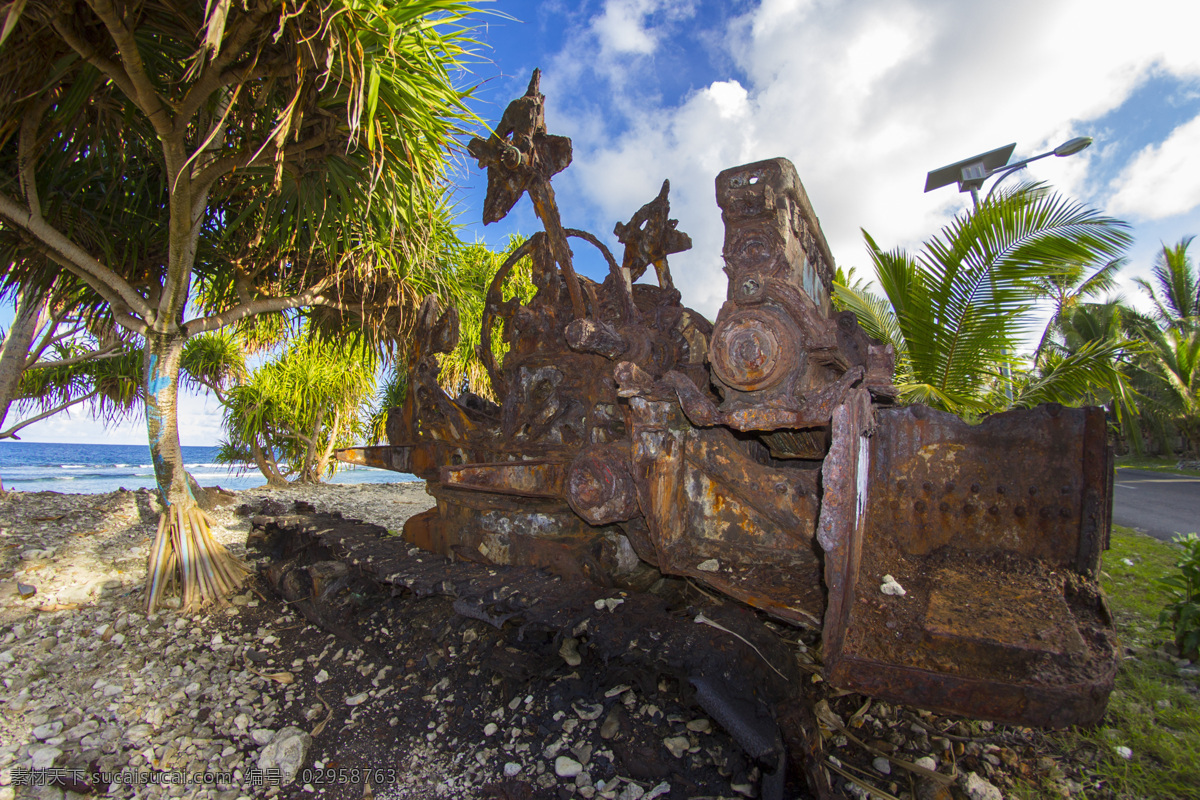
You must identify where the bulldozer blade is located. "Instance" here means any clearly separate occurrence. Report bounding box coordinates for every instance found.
[820,400,1119,728]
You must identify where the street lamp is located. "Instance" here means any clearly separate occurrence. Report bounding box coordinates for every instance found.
[924,136,1094,207]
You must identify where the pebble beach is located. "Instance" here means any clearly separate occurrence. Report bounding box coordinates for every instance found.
[0,482,436,800]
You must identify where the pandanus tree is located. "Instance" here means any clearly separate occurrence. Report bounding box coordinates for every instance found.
[0,0,480,611]
[834,183,1132,415]
[216,329,377,486]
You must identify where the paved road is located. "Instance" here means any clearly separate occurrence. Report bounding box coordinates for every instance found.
[1113,468,1200,541]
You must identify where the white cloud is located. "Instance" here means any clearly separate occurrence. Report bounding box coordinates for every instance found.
[1108,112,1200,220]
[593,0,660,56]
[11,388,224,447]
[546,0,1200,320]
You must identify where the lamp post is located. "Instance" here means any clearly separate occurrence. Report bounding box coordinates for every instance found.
[924,136,1093,207]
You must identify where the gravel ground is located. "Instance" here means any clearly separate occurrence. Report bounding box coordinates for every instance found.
[2,481,1143,800]
[0,482,438,800]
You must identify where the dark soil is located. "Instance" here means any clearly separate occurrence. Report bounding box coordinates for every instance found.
[846,527,1118,686]
[227,503,1125,800]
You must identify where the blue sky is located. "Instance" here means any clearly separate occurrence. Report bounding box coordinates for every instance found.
[9,0,1200,446]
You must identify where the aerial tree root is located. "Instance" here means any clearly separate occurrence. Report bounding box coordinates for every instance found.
[146,504,248,613]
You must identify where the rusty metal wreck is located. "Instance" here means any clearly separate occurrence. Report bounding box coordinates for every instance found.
[334,68,1119,797]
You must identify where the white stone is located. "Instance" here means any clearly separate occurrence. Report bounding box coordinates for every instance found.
[880,577,906,596]
[1114,746,1133,760]
[663,736,689,758]
[618,784,645,800]
[963,771,1003,800]
[251,729,275,746]
[697,559,719,572]
[257,726,312,787]
[29,747,62,770]
[914,756,938,771]
[644,783,671,800]
[573,702,603,720]
[872,756,891,774]
[503,762,521,777]
[484,723,499,736]
[313,669,329,684]
[555,756,583,778]
[345,692,368,706]
[31,721,63,740]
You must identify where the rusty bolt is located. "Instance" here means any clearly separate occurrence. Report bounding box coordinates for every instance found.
[938,501,950,513]
[988,505,1000,515]
[944,481,956,493]
[914,500,927,513]
[1014,506,1026,518]
[970,483,981,494]
[922,481,933,492]
[996,485,1006,495]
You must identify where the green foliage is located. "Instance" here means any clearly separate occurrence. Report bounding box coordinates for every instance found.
[1136,236,1200,325]
[1121,239,1200,458]
[1158,533,1200,660]
[0,0,487,509]
[834,183,1131,415]
[180,332,246,395]
[219,331,377,484]
[366,369,408,446]
[16,342,141,423]
[435,236,535,399]
[1032,527,1200,799]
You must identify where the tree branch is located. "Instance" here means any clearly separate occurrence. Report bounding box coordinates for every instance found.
[18,94,52,220]
[28,341,123,371]
[187,373,230,405]
[184,277,339,335]
[49,15,140,109]
[24,314,80,369]
[0,388,102,440]
[191,121,340,195]
[178,0,277,122]
[0,192,155,324]
[84,0,175,138]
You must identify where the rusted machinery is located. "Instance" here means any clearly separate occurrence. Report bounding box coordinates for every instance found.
[338,72,1118,736]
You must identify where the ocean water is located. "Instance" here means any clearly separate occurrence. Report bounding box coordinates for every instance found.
[0,441,416,495]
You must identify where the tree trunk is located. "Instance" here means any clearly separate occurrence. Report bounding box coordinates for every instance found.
[313,407,342,481]
[144,329,208,508]
[0,287,49,431]
[250,438,289,488]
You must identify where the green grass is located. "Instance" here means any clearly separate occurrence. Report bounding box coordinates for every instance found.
[1114,454,1200,477]
[1035,527,1200,799]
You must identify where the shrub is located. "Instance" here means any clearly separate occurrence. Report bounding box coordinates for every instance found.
[1158,532,1200,660]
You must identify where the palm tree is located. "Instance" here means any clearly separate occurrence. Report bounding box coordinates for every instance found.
[1127,239,1200,458]
[834,183,1132,415]
[1031,257,1125,361]
[1128,323,1200,459]
[1136,238,1200,327]
[1017,300,1140,422]
[0,0,483,611]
